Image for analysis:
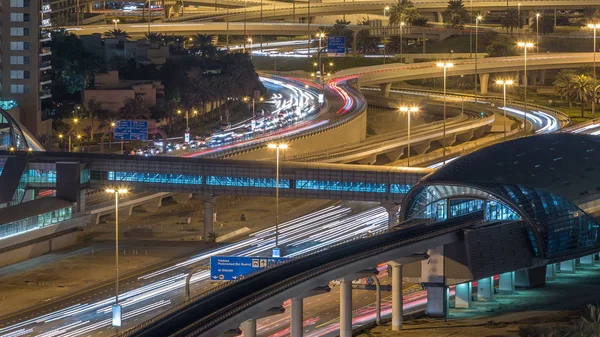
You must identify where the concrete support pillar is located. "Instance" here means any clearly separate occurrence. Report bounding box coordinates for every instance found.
[422,246,447,317]
[546,263,556,280]
[560,259,576,273]
[515,266,546,288]
[479,73,490,94]
[476,276,493,301]
[391,263,403,330]
[380,82,392,97]
[240,319,257,337]
[454,282,472,309]
[340,279,353,337]
[77,189,87,213]
[580,254,595,265]
[426,286,448,317]
[203,200,215,241]
[173,193,192,204]
[382,203,401,228]
[539,70,546,84]
[498,272,515,294]
[291,297,303,337]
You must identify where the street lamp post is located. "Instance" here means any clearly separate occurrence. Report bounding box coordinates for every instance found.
[383,6,389,64]
[536,13,540,53]
[58,134,65,151]
[106,188,128,328]
[588,23,600,118]
[226,0,230,50]
[475,15,482,103]
[518,3,521,33]
[399,106,419,167]
[437,62,453,165]
[400,21,405,63]
[517,41,534,136]
[267,143,288,258]
[248,37,253,59]
[110,122,116,149]
[244,0,247,53]
[495,79,514,139]
[112,19,119,29]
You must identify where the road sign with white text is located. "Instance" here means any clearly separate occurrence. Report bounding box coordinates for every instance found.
[327,36,346,57]
[209,256,288,281]
[114,120,148,141]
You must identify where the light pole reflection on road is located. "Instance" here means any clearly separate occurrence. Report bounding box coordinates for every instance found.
[495,79,514,140]
[588,23,600,118]
[399,106,419,167]
[268,143,287,258]
[517,41,534,136]
[436,61,453,165]
[106,188,128,328]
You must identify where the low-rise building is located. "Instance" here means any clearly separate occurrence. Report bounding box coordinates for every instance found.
[82,70,164,112]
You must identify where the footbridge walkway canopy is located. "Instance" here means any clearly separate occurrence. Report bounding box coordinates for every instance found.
[0,151,432,203]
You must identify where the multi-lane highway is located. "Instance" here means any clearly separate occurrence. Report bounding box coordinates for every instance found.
[0,204,394,337]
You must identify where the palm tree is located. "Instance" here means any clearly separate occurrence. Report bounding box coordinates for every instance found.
[554,69,575,106]
[501,8,520,33]
[104,29,130,39]
[145,32,163,44]
[568,74,596,117]
[207,231,220,242]
[120,96,151,120]
[388,0,419,26]
[442,0,470,29]
[192,34,218,58]
[356,19,381,53]
[582,6,598,21]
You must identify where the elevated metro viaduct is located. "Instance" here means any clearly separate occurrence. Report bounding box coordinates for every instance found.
[0,151,430,242]
[118,133,600,337]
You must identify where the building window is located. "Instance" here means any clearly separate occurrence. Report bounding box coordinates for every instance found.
[10,84,30,94]
[10,0,30,7]
[10,70,30,79]
[10,56,30,65]
[10,13,30,21]
[10,27,29,36]
[10,41,30,51]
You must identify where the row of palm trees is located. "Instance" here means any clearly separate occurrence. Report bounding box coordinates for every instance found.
[554,69,599,117]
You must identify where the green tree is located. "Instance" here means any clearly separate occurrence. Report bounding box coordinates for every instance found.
[356,19,381,53]
[412,16,429,27]
[119,96,151,120]
[501,8,520,33]
[442,0,470,29]
[568,74,596,117]
[192,34,218,58]
[388,0,419,26]
[104,29,130,39]
[327,19,354,49]
[554,69,576,107]
[582,6,599,21]
[145,32,164,44]
[485,35,518,57]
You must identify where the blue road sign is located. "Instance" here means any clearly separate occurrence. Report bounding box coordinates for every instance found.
[327,36,346,57]
[114,120,148,141]
[210,256,288,281]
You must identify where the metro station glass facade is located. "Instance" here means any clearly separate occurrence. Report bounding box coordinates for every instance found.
[405,183,600,259]
[0,206,72,240]
[296,180,385,193]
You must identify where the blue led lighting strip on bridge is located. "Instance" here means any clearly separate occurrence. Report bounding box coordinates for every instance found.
[103,171,412,194]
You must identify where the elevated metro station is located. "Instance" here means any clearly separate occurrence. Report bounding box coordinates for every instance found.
[117,133,600,337]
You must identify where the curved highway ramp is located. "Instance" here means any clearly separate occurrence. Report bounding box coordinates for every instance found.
[119,211,507,337]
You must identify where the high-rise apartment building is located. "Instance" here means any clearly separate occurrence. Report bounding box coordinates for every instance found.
[1,0,53,136]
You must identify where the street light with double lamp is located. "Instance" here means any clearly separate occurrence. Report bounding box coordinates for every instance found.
[399,106,419,167]
[112,19,120,29]
[105,188,128,328]
[436,61,453,165]
[475,15,482,102]
[267,143,287,258]
[399,21,406,63]
[588,23,600,118]
[535,13,541,53]
[517,41,534,136]
[248,37,253,59]
[495,79,514,139]
[383,6,389,64]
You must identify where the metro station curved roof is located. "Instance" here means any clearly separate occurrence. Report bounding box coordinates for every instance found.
[402,133,600,261]
[423,133,600,206]
[0,108,44,151]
